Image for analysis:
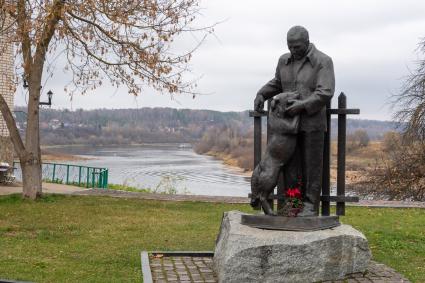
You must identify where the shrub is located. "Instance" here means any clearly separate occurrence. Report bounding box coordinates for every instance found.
[362,139,425,201]
[347,129,370,152]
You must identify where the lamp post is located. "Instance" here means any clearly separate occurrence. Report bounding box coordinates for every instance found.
[22,78,53,107]
[39,90,53,107]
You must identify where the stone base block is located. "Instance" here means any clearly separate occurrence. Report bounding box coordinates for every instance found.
[213,211,371,283]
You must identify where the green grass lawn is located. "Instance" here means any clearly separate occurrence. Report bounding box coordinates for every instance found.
[0,194,424,282]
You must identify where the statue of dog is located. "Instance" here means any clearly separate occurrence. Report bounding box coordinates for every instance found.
[250,91,300,215]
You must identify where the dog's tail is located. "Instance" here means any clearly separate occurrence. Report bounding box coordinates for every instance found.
[250,166,262,210]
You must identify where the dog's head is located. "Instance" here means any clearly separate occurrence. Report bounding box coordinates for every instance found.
[270,91,300,118]
[268,91,300,134]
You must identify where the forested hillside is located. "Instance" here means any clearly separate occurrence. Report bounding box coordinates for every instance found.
[13,107,398,145]
[14,107,251,145]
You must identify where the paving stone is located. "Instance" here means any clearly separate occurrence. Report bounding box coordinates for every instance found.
[148,255,409,283]
[177,273,188,277]
[350,272,366,278]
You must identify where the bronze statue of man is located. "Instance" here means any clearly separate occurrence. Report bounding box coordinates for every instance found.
[254,26,335,216]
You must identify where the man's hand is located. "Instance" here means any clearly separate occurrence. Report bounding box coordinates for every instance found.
[254,94,265,112]
[285,99,305,116]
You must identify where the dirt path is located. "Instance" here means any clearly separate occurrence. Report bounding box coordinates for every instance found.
[1,184,424,209]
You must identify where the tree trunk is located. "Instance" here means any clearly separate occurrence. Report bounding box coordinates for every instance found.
[22,65,43,199]
[21,159,42,199]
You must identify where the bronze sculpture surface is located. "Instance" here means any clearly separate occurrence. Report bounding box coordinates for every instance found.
[252,26,335,216]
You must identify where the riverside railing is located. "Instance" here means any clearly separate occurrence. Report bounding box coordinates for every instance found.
[13,162,109,189]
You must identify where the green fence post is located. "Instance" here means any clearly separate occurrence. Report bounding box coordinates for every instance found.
[52,164,56,182]
[86,167,90,188]
[101,171,105,189]
[102,170,105,189]
[66,165,70,185]
[78,166,82,186]
[91,169,95,188]
[101,170,104,189]
[102,170,107,189]
[98,170,103,189]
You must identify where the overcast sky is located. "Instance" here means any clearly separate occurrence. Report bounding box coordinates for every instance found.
[14,0,425,121]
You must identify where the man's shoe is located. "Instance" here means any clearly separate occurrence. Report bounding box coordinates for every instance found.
[297,202,317,217]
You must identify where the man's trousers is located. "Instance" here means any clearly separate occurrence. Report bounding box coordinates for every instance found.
[283,130,325,214]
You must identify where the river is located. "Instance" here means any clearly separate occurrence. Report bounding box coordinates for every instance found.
[46,144,251,197]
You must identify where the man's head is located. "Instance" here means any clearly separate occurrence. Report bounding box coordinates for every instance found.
[287,26,310,60]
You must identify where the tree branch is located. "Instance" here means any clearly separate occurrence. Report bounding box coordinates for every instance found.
[66,10,151,54]
[16,0,32,74]
[33,0,65,70]
[0,94,26,159]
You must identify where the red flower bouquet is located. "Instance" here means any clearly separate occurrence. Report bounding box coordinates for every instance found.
[279,179,304,217]
[286,187,302,199]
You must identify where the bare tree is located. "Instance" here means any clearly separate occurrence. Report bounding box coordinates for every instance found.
[363,39,425,201]
[0,0,211,199]
[393,38,425,139]
[363,139,425,201]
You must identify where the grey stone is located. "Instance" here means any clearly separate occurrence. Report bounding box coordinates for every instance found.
[214,211,372,283]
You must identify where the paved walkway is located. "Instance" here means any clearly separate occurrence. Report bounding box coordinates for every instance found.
[0,183,90,196]
[147,254,410,283]
[1,184,425,209]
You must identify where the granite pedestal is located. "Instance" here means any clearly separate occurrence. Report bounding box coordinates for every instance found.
[213,211,371,283]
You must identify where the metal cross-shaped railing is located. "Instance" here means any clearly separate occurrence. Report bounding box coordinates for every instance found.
[249,92,360,216]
